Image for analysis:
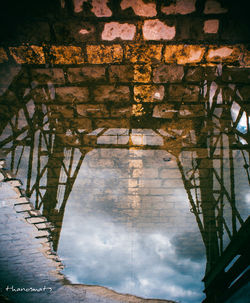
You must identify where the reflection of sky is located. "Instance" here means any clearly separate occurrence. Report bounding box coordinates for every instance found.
[58,149,206,303]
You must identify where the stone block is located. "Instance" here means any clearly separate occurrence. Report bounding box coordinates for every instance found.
[120,0,157,17]
[102,22,136,40]
[168,84,200,101]
[134,64,152,82]
[30,68,65,84]
[222,67,250,83]
[93,85,130,102]
[50,46,84,64]
[204,0,228,14]
[67,66,106,83]
[0,48,8,63]
[134,85,164,103]
[56,87,89,103]
[242,48,250,67]
[204,19,219,34]
[76,104,109,117]
[26,217,47,224]
[109,65,134,82]
[153,104,177,119]
[125,44,163,63]
[164,45,205,64]
[161,0,196,15]
[143,20,175,40]
[87,45,123,64]
[206,46,242,63]
[153,65,184,83]
[9,46,45,64]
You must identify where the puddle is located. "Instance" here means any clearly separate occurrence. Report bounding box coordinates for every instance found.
[0,65,249,303]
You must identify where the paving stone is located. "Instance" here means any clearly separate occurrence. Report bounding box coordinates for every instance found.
[134,85,164,103]
[93,85,130,103]
[161,0,196,15]
[109,65,134,82]
[67,67,106,83]
[168,84,200,101]
[102,22,136,40]
[26,217,47,224]
[143,20,175,40]
[50,46,84,64]
[120,0,157,17]
[30,68,65,85]
[153,65,184,83]
[9,46,45,64]
[125,44,162,63]
[87,45,123,64]
[56,87,89,103]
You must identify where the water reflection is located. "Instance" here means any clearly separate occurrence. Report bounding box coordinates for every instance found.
[0,65,249,303]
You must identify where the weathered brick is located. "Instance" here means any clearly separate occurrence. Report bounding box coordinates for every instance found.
[153,65,184,83]
[14,203,33,212]
[206,46,242,63]
[134,85,164,102]
[110,106,131,117]
[204,0,228,14]
[222,67,250,83]
[242,48,250,67]
[0,48,8,63]
[133,64,152,83]
[30,68,65,84]
[67,66,106,83]
[153,104,177,119]
[164,45,205,64]
[91,0,112,17]
[109,65,134,82]
[9,46,45,64]
[168,84,200,101]
[178,104,205,117]
[143,20,175,40]
[185,66,204,82]
[87,45,123,64]
[204,19,219,34]
[54,21,96,43]
[50,46,84,64]
[56,87,89,103]
[76,104,109,117]
[49,105,74,118]
[102,22,136,40]
[74,117,92,129]
[161,0,196,15]
[95,118,130,128]
[93,85,130,102]
[132,104,145,116]
[125,44,162,63]
[120,0,157,17]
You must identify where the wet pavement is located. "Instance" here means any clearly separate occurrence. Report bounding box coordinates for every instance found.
[0,63,249,303]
